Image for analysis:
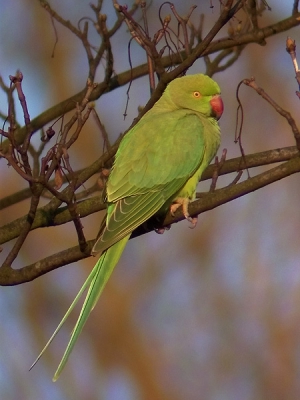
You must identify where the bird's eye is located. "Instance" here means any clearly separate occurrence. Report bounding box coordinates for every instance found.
[193,91,201,98]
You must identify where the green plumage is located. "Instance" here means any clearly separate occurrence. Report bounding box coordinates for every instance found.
[31,73,223,380]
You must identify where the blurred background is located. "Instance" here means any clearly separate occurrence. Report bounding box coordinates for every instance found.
[1,1,300,399]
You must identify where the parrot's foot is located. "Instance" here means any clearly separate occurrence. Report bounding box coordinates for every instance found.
[187,215,198,229]
[170,198,198,228]
[155,225,171,234]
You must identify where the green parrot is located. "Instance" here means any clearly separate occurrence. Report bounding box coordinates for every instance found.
[31,73,223,380]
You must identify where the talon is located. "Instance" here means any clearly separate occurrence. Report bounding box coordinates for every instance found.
[155,225,171,234]
[187,215,198,229]
[170,197,197,228]
[170,197,198,228]
[170,203,181,216]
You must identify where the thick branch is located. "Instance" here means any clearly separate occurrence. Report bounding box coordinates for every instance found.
[0,240,94,286]
[1,146,298,245]
[1,155,300,286]
[0,196,106,245]
[133,155,300,236]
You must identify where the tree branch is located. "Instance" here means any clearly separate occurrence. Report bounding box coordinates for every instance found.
[1,11,299,155]
[1,146,298,245]
[1,152,300,286]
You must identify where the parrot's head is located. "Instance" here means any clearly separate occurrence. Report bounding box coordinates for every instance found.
[166,73,224,120]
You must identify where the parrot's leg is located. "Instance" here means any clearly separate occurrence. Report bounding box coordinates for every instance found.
[170,198,198,228]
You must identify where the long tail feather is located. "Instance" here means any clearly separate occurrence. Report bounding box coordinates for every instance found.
[52,234,129,381]
[29,264,98,372]
[30,235,130,381]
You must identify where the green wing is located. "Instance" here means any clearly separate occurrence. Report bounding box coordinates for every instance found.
[93,109,207,254]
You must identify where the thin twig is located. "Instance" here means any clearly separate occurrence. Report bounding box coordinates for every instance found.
[286,37,300,96]
[244,77,300,151]
[210,149,227,191]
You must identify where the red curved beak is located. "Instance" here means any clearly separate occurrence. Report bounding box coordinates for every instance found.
[210,94,224,120]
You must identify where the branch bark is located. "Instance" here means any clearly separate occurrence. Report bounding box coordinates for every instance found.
[1,153,300,286]
[1,146,298,245]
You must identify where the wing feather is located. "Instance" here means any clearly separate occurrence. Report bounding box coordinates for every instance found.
[93,111,207,254]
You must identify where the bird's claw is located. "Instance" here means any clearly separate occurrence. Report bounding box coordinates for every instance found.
[186,215,198,229]
[170,202,181,216]
[155,225,171,234]
[170,198,198,228]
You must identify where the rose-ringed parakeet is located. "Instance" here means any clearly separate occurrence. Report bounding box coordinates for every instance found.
[31,73,223,380]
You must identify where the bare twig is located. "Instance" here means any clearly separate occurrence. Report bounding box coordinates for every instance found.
[210,149,227,191]
[243,77,300,151]
[235,79,251,178]
[92,108,111,151]
[292,0,299,15]
[286,37,300,97]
